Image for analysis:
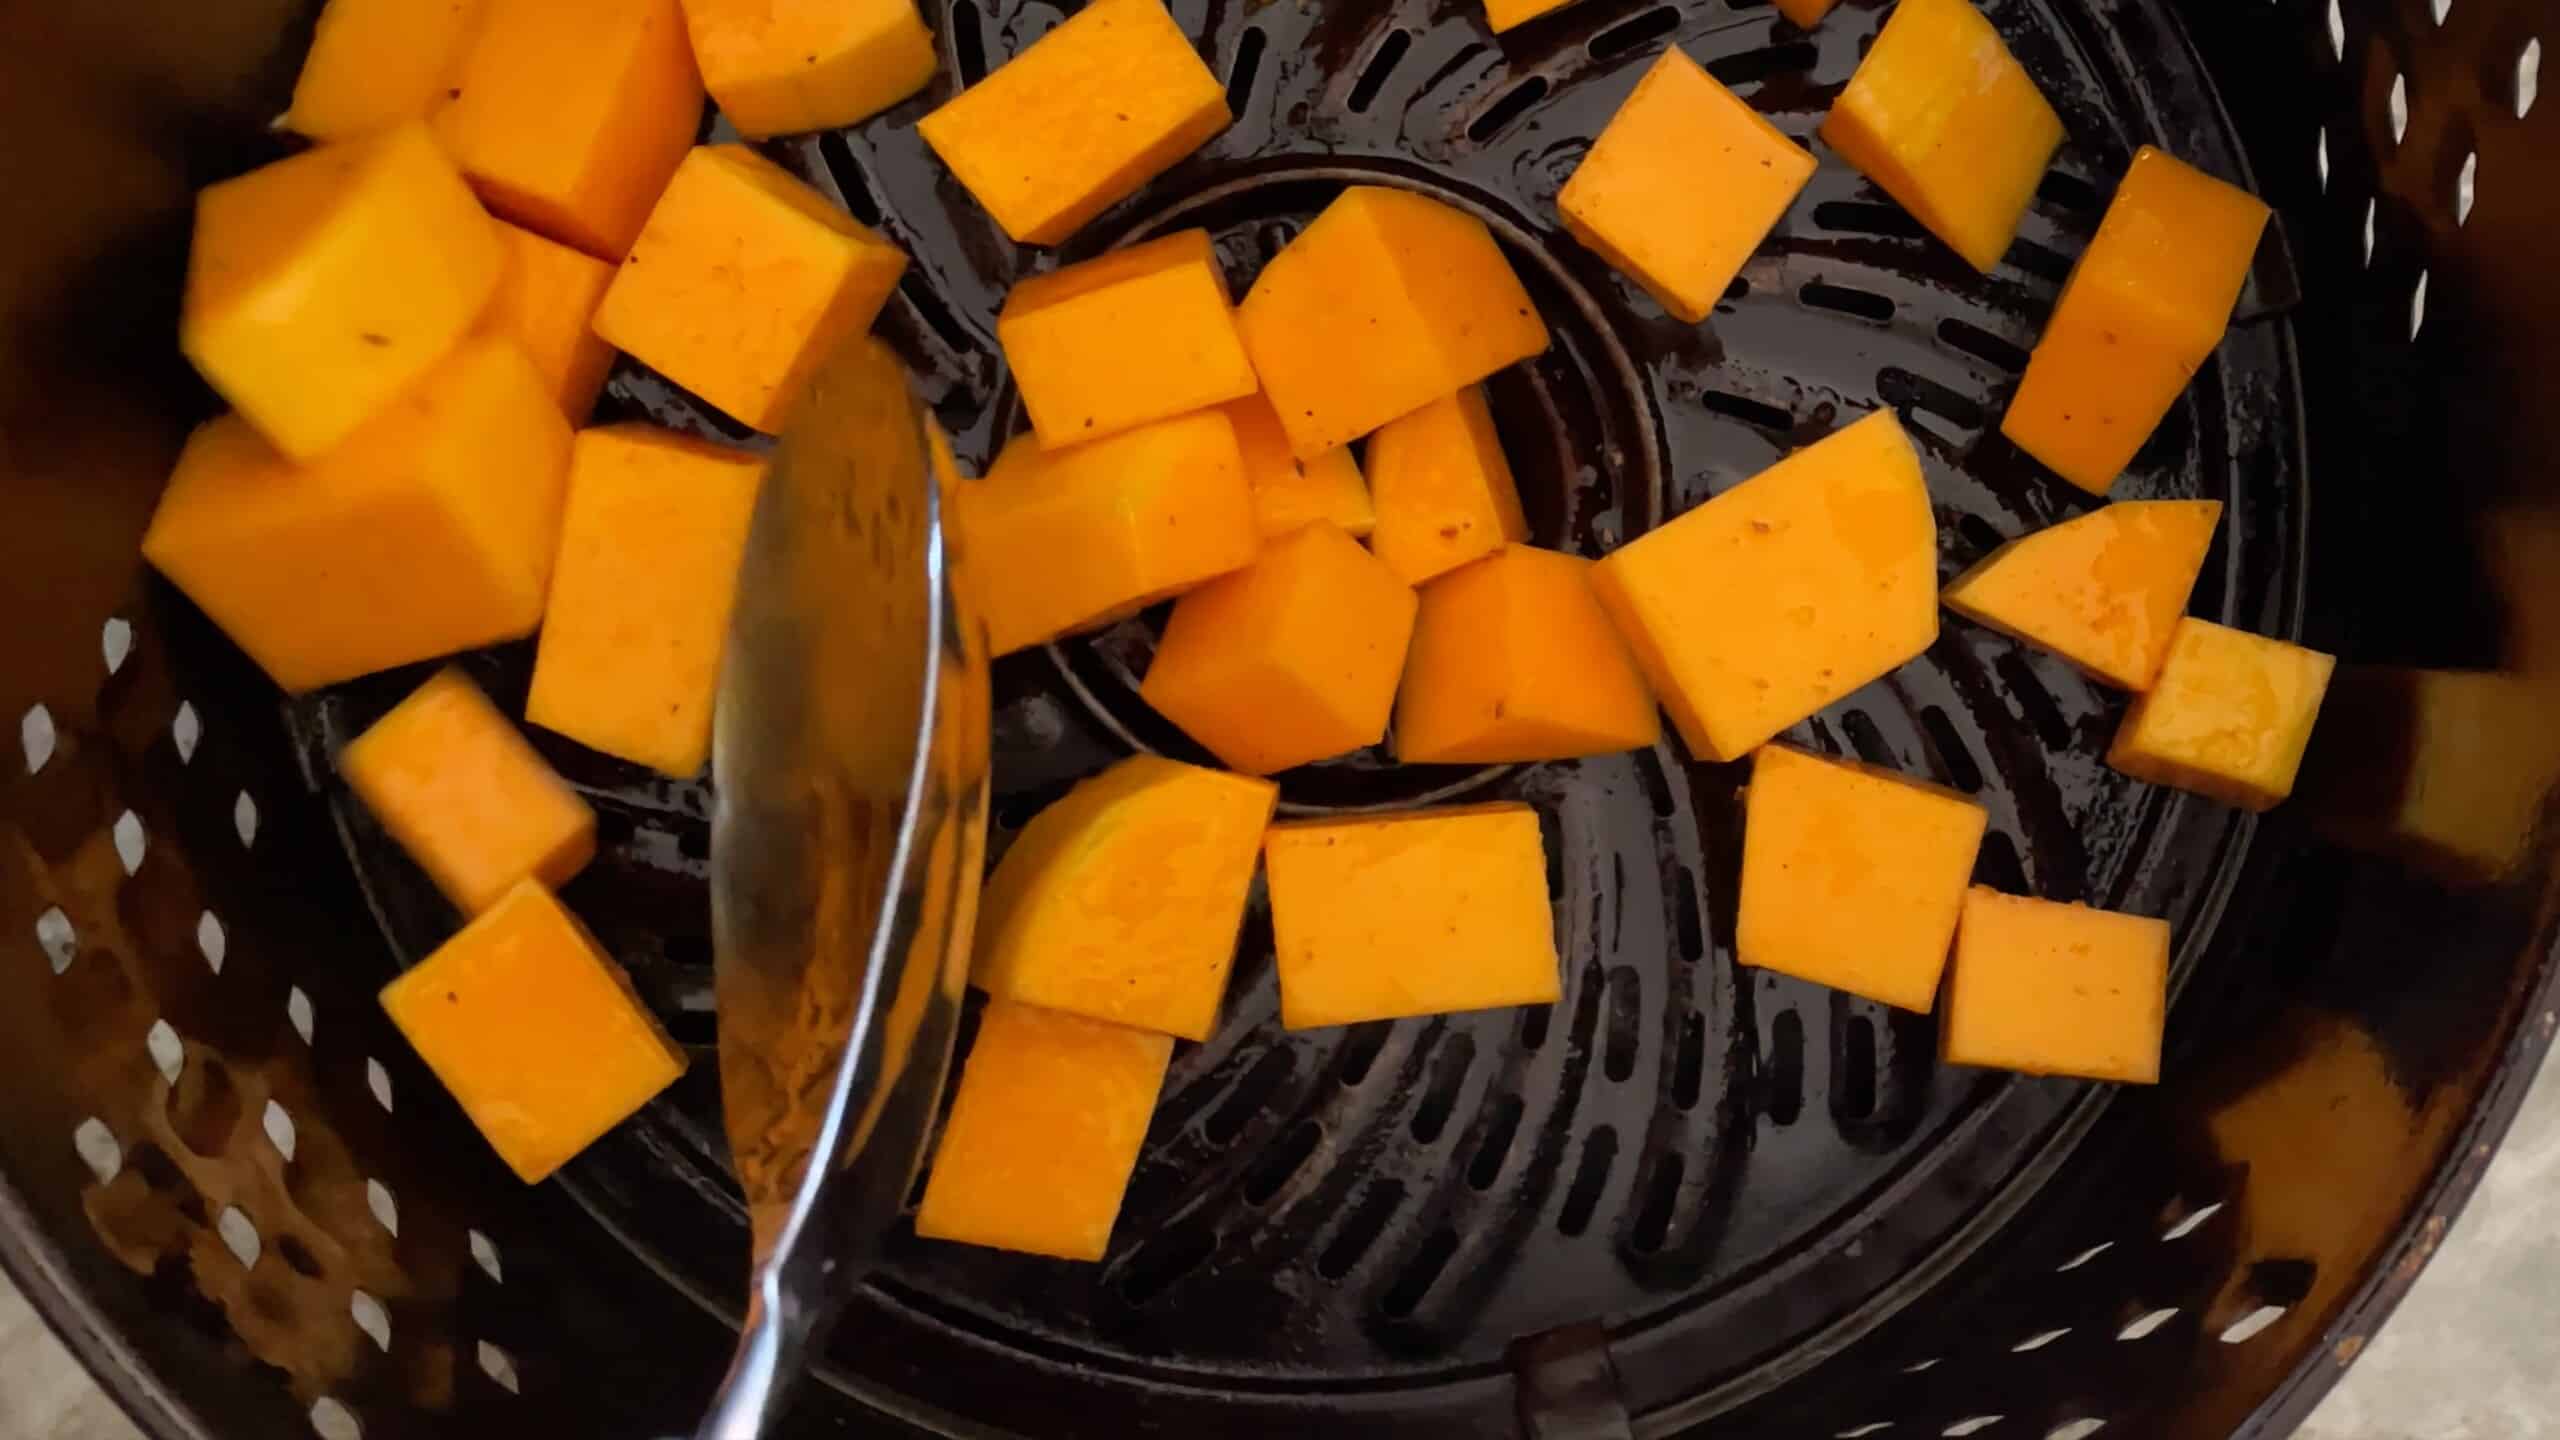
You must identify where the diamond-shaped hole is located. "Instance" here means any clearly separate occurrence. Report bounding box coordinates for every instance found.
[351,1290,391,1352]
[72,1117,121,1184]
[310,1398,361,1440]
[367,1179,399,1238]
[101,618,133,676]
[35,908,77,975]
[1943,1419,2003,1439]
[2011,1327,2069,1353]
[2220,1304,2287,1343]
[367,1059,393,1112]
[2521,37,2543,119]
[217,1206,261,1269]
[2388,72,2408,145]
[2056,1240,2111,1272]
[2047,1424,2106,1440]
[2118,1306,2180,1340]
[2456,150,2477,225]
[263,1099,298,1164]
[2325,0,2344,58]
[172,702,200,764]
[146,1021,183,1085]
[2430,0,2449,23]
[113,811,146,876]
[288,987,314,1045]
[2160,1200,2223,1240]
[197,912,227,974]
[469,1229,505,1284]
[477,1341,521,1395]
[2315,127,2329,191]
[2362,197,2377,266]
[20,704,55,775]
[1838,1426,1893,1439]
[2410,270,2430,341]
[234,791,261,847]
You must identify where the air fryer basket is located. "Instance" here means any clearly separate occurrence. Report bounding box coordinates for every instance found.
[5,0,2558,1435]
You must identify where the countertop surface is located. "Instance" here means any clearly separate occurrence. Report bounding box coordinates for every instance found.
[6,1048,2558,1439]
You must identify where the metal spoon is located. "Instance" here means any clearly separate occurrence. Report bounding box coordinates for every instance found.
[696,337,990,1439]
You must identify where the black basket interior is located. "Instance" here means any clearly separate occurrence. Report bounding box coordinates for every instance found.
[4,1,2559,1438]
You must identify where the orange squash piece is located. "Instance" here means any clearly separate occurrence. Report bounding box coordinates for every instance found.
[2003,148,2273,494]
[1238,187,1551,459]
[181,122,503,461]
[1774,0,1841,26]
[917,0,1230,246]
[1484,0,1584,32]
[1942,500,2223,690]
[1141,522,1419,775]
[1818,0,2063,272]
[285,0,487,142]
[1942,888,2168,1083]
[974,756,1278,1041]
[1590,410,1937,762]
[999,229,1258,446]
[436,0,704,258]
[1224,392,1375,540]
[1396,545,1659,764]
[915,999,1173,1260]
[342,668,596,917]
[679,0,937,138]
[1736,745,1988,1013]
[1264,804,1560,1030]
[380,880,687,1182]
[141,337,572,692]
[955,416,1258,657]
[1366,385,1531,586]
[526,425,766,776]
[2107,618,2335,812]
[481,221,620,422]
[1559,47,1816,324]
[594,145,909,434]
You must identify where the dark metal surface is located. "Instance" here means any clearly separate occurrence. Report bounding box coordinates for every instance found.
[2,0,2558,1438]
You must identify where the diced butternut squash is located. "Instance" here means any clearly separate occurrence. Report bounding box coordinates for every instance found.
[1818,0,2063,272]
[1264,804,1560,1030]
[2106,618,2334,812]
[181,123,502,461]
[2303,668,2560,885]
[915,999,1172,1260]
[1225,392,1375,539]
[2003,148,2273,494]
[954,416,1257,657]
[1484,0,1582,33]
[380,880,687,1182]
[917,0,1230,246]
[1942,500,2223,690]
[1141,522,1419,775]
[142,338,572,691]
[1558,47,1816,324]
[285,0,487,142]
[1942,888,2168,1083]
[526,425,765,776]
[1238,187,1551,459]
[436,0,704,258]
[1396,546,1660,764]
[1736,745,1987,1012]
[342,668,596,916]
[1365,385,1531,586]
[1590,410,1937,762]
[975,756,1278,1041]
[593,145,908,433]
[680,0,937,138]
[1774,0,1841,26]
[481,221,619,422]
[999,230,1258,446]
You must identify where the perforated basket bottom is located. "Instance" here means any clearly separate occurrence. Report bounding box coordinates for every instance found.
[283,0,2304,1432]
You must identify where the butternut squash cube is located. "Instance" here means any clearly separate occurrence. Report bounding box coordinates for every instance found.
[1396,546,1660,764]
[380,880,687,1182]
[1818,0,2063,272]
[181,123,503,461]
[286,0,486,142]
[1225,392,1375,540]
[915,999,1173,1261]
[1484,0,1583,33]
[2106,618,2335,812]
[594,145,909,433]
[481,221,619,422]
[142,337,572,691]
[1942,888,2168,1083]
[917,0,1230,246]
[1737,745,1987,1013]
[526,425,766,776]
[2003,148,2273,494]
[999,229,1258,446]
[1774,0,1841,26]
[1590,410,1937,762]
[1264,804,1561,1030]
[680,0,937,138]
[975,756,1278,1041]
[1366,385,1531,586]
[342,668,596,917]
[1942,500,2223,690]
[1238,187,1552,459]
[1141,522,1419,775]
[436,0,704,259]
[1558,47,1817,324]
[954,416,1258,657]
